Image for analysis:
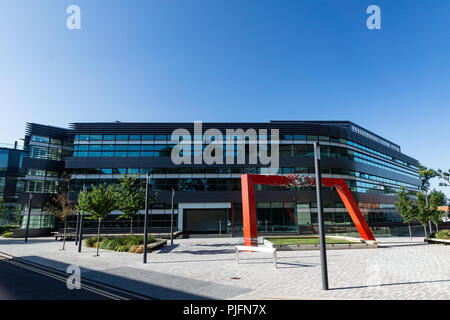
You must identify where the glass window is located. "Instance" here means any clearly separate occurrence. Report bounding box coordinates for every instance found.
[142,151,154,157]
[88,152,101,157]
[74,135,80,141]
[115,145,128,151]
[100,168,113,174]
[293,135,306,140]
[117,168,127,174]
[78,151,88,157]
[102,145,114,151]
[88,145,101,151]
[103,135,115,141]
[31,136,50,143]
[128,145,141,151]
[116,135,129,141]
[281,134,293,140]
[306,135,318,141]
[127,151,140,157]
[102,152,114,157]
[128,168,140,174]
[90,135,102,141]
[129,135,141,141]
[142,145,154,150]
[50,138,62,145]
[142,135,154,141]
[155,135,167,141]
[79,135,89,141]
[115,151,127,157]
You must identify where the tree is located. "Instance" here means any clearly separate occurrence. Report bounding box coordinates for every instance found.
[415,192,432,237]
[428,190,447,232]
[394,188,415,239]
[436,169,450,187]
[77,184,117,256]
[0,198,6,220]
[115,175,145,234]
[418,164,438,192]
[47,194,77,250]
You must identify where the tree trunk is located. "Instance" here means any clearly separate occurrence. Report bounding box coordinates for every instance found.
[435,223,439,233]
[423,224,428,238]
[408,223,412,240]
[62,220,67,250]
[130,217,133,235]
[96,218,102,256]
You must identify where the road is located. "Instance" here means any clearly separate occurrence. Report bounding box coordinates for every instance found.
[0,254,151,300]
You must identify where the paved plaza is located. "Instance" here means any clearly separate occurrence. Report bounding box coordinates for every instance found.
[0,236,449,300]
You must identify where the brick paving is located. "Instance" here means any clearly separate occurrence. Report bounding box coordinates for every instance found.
[0,236,449,299]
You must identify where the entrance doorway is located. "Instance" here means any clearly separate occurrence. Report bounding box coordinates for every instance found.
[183,209,228,233]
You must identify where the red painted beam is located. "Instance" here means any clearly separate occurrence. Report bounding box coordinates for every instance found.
[240,174,376,246]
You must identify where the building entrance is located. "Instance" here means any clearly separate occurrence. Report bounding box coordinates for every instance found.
[183,209,228,233]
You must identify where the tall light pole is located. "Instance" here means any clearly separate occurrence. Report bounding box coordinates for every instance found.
[78,184,86,253]
[170,188,175,245]
[314,142,329,290]
[24,193,33,243]
[143,173,150,264]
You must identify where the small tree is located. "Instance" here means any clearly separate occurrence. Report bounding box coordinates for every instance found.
[0,198,6,220]
[47,194,77,250]
[116,175,145,234]
[77,184,117,256]
[395,188,415,239]
[428,190,447,232]
[415,192,432,237]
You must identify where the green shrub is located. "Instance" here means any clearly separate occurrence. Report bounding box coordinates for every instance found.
[85,236,104,248]
[85,235,156,252]
[428,232,436,238]
[436,230,450,240]
[2,231,13,238]
[0,225,19,234]
[129,245,138,253]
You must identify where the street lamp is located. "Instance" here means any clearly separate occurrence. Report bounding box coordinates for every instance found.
[143,173,150,264]
[24,193,33,243]
[314,141,329,290]
[170,188,175,245]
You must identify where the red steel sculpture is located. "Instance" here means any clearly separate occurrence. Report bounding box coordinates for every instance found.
[240,174,376,246]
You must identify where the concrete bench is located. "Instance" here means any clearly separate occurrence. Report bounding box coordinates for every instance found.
[235,245,277,268]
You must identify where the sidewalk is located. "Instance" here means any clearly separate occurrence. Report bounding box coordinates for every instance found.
[0,236,449,300]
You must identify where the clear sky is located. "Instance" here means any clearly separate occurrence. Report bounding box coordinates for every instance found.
[0,1,449,195]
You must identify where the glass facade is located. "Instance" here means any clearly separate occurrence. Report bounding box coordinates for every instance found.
[19,121,422,235]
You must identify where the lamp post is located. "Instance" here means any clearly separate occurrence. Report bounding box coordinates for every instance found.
[314,141,329,290]
[143,173,150,264]
[24,193,33,243]
[170,188,175,245]
[78,185,86,253]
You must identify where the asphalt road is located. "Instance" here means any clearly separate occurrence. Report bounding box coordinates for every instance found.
[0,255,148,300]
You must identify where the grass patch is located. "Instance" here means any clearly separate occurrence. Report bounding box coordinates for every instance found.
[268,237,357,245]
[84,235,158,253]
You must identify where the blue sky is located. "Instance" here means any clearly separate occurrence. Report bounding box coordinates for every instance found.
[0,1,449,195]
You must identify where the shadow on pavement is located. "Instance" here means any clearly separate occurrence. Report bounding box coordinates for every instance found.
[331,279,450,291]
[16,255,250,300]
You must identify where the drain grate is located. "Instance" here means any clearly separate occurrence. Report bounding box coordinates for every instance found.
[230,277,241,280]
